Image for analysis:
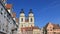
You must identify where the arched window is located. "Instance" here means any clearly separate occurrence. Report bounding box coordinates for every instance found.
[21,18,23,22]
[31,18,32,22]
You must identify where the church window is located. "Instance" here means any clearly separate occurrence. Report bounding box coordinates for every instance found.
[31,18,32,22]
[21,18,23,22]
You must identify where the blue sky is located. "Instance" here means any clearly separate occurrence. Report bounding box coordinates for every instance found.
[7,0,60,28]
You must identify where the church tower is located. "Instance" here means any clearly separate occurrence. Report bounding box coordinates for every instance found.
[19,9,25,28]
[29,9,34,27]
[18,9,25,34]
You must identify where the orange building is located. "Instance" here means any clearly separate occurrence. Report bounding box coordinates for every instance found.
[45,22,60,34]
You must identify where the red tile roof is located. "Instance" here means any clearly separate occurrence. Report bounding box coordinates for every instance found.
[45,22,60,29]
[21,26,39,31]
[6,4,12,9]
[52,24,60,29]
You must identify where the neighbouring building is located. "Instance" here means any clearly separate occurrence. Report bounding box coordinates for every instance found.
[44,22,60,34]
[0,0,7,6]
[0,0,18,34]
[40,28,44,34]
[5,1,19,34]
[33,27,40,34]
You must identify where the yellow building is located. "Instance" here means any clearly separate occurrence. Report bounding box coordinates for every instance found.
[33,28,40,34]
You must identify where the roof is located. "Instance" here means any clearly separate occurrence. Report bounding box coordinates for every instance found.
[52,24,60,29]
[21,26,39,31]
[12,12,16,18]
[25,17,29,22]
[25,19,29,22]
[0,1,17,26]
[16,18,19,23]
[6,4,12,9]
[45,22,60,29]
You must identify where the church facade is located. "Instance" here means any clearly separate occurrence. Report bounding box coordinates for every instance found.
[18,9,40,34]
[19,9,34,28]
[18,9,34,34]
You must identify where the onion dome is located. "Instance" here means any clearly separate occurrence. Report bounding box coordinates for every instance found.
[29,9,33,14]
[20,9,24,13]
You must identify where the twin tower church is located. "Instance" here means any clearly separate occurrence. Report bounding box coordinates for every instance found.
[19,9,34,28]
[18,9,35,34]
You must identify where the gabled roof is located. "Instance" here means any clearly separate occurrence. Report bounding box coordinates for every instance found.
[45,22,60,29]
[52,24,60,29]
[6,4,12,9]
